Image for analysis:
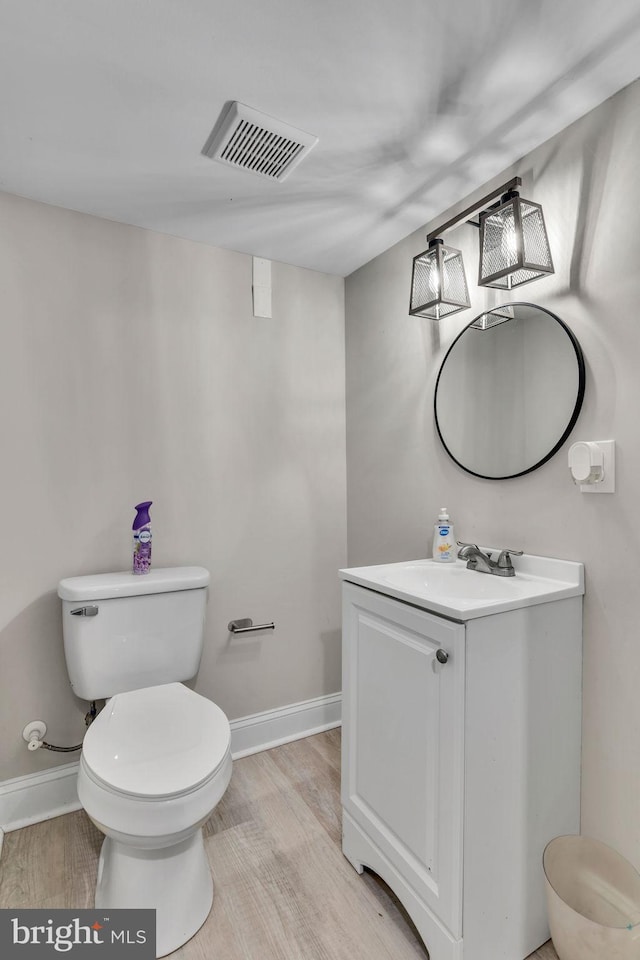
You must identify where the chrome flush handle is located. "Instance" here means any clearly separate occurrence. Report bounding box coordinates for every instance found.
[70,605,99,617]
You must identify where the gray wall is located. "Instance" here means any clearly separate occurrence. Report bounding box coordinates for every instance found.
[0,192,346,780]
[345,78,640,867]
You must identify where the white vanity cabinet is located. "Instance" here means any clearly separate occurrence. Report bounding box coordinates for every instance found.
[340,557,583,960]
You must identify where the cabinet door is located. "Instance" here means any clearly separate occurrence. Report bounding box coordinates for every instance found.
[342,582,465,936]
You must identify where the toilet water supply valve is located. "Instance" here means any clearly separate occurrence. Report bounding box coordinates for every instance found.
[22,721,47,752]
[22,702,99,753]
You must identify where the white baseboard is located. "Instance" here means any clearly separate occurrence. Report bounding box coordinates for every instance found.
[0,692,341,835]
[229,691,342,760]
[0,761,82,834]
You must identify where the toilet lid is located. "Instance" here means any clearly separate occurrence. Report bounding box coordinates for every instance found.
[82,683,231,799]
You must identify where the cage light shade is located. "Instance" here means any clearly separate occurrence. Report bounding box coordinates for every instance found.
[478,193,554,289]
[409,239,470,319]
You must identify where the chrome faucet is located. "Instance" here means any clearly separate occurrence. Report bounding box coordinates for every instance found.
[457,542,523,577]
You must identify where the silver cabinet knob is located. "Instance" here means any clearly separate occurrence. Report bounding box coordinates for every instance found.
[436,649,449,664]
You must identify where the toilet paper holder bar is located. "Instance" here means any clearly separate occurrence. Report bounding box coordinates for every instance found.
[228,618,275,634]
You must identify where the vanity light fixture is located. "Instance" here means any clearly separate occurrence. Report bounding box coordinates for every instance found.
[409,176,554,319]
[409,238,470,319]
[478,189,554,289]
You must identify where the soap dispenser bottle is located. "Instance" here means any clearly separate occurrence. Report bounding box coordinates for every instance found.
[132,501,153,575]
[432,507,456,563]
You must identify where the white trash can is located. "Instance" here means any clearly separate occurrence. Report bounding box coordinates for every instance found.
[543,835,640,960]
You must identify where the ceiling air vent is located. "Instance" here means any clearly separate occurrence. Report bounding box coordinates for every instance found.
[202,102,318,182]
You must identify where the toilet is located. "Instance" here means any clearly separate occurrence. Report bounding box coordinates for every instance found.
[57,566,231,958]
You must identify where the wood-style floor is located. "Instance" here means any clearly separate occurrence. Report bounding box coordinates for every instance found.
[0,729,558,959]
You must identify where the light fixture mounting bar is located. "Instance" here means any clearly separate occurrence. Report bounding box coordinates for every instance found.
[426,176,521,243]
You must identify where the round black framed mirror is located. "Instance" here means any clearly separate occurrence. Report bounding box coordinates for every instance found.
[434,302,585,479]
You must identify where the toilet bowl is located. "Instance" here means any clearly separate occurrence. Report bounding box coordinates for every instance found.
[78,682,232,957]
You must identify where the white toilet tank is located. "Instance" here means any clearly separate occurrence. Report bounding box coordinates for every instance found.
[58,567,210,700]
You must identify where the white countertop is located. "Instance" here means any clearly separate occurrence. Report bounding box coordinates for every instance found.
[340,552,584,621]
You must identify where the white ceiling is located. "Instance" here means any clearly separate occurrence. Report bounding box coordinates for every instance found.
[1,0,639,277]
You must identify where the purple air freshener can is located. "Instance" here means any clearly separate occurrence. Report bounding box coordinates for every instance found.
[132,501,153,575]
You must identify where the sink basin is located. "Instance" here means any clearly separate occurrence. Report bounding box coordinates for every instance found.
[381,563,533,599]
[340,554,584,620]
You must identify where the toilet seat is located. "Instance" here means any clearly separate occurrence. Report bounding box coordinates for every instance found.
[82,682,231,799]
[78,683,233,843]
